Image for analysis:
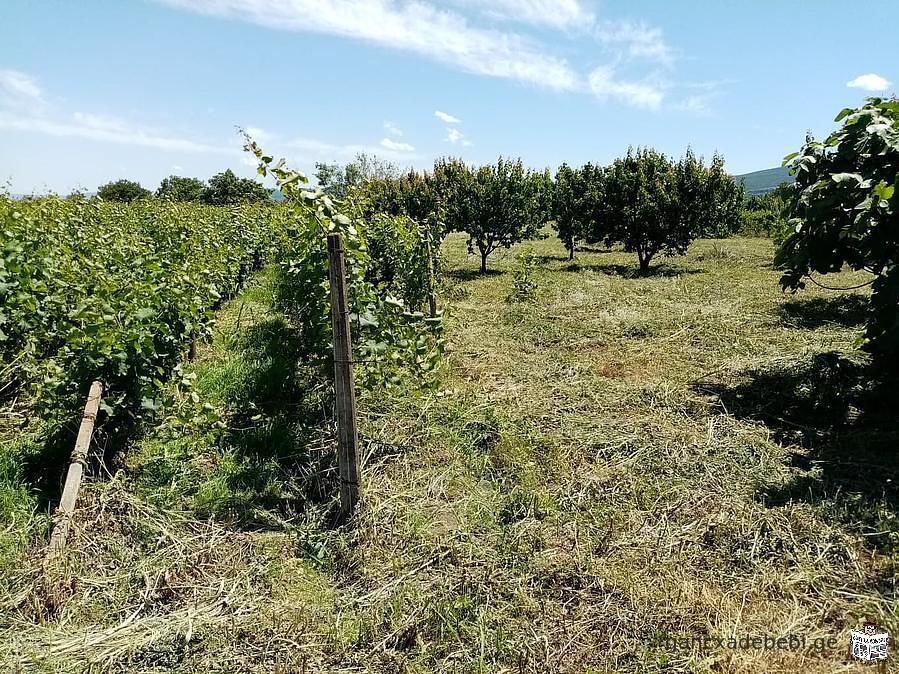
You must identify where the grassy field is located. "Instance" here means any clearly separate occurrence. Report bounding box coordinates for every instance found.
[3,233,897,673]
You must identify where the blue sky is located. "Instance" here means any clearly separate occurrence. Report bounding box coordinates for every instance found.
[1,0,896,194]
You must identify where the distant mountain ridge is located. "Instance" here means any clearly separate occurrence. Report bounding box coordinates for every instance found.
[734,166,794,196]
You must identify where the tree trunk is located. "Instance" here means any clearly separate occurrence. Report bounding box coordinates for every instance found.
[480,250,489,273]
[568,237,575,260]
[638,251,653,274]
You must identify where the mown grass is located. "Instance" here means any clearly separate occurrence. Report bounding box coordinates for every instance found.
[2,235,897,673]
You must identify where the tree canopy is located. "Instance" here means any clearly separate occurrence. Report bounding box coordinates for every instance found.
[315,153,399,199]
[157,175,205,202]
[96,179,152,203]
[356,170,441,226]
[201,170,270,205]
[777,98,899,367]
[433,157,543,272]
[599,148,685,273]
[551,162,605,259]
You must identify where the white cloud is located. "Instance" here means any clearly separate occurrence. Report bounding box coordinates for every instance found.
[0,110,235,155]
[435,110,462,124]
[445,127,472,146]
[453,0,594,30]
[596,20,675,67]
[72,112,135,134]
[0,69,44,108]
[0,69,237,156]
[156,2,681,111]
[384,121,403,137]
[156,0,579,91]
[287,135,421,161]
[675,95,712,117]
[588,66,664,110]
[846,73,891,92]
[244,125,273,141]
[672,79,733,117]
[380,137,415,152]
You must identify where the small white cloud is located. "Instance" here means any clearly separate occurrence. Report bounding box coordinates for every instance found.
[435,110,462,124]
[172,164,184,171]
[596,20,675,67]
[588,66,664,110]
[244,125,272,141]
[846,73,891,92]
[380,137,415,152]
[72,112,132,134]
[675,95,713,117]
[384,121,403,137]
[445,127,472,146]
[287,135,421,161]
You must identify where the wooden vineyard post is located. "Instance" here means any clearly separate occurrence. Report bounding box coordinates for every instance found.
[425,229,438,319]
[46,380,103,560]
[327,233,361,521]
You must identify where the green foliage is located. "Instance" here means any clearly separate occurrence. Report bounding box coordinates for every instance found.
[600,148,683,272]
[531,168,555,228]
[697,152,745,237]
[96,179,152,203]
[315,153,399,199]
[201,169,270,206]
[0,195,287,429]
[741,183,793,242]
[548,151,740,267]
[551,163,581,259]
[506,246,538,303]
[433,157,542,272]
[156,175,205,202]
[777,98,899,367]
[355,169,442,229]
[246,140,443,388]
[597,148,742,272]
[364,213,438,313]
[551,162,604,259]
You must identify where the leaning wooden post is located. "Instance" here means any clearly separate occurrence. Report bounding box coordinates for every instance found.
[327,233,361,521]
[46,380,103,559]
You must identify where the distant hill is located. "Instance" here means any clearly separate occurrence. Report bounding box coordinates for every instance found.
[734,166,794,196]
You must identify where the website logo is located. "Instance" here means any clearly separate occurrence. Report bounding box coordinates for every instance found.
[850,622,889,662]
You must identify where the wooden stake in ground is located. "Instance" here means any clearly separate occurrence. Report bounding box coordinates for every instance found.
[425,229,438,319]
[46,380,103,559]
[327,233,361,521]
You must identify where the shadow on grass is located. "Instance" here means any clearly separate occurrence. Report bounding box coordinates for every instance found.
[444,268,504,282]
[695,352,899,553]
[779,294,869,329]
[533,254,572,264]
[562,261,701,278]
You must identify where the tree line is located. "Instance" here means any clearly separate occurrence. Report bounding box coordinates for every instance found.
[94,148,744,274]
[347,148,744,273]
[95,169,270,205]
